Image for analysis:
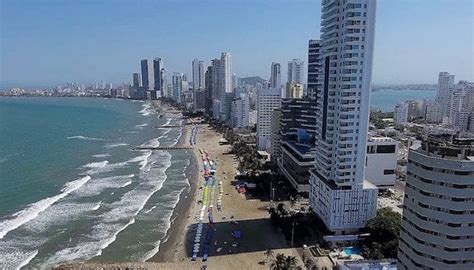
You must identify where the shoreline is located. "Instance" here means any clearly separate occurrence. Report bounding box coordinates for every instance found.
[147,102,199,263]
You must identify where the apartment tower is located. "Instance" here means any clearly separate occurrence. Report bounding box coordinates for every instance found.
[309,0,378,233]
[270,62,282,88]
[398,135,474,269]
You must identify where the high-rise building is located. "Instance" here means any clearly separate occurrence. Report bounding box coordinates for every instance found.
[231,93,250,129]
[172,72,185,104]
[141,59,154,92]
[449,84,468,130]
[270,108,282,164]
[130,72,146,100]
[398,134,474,269]
[192,59,205,90]
[160,68,168,97]
[423,101,442,123]
[205,65,214,116]
[132,73,141,88]
[437,72,455,119]
[192,59,206,112]
[277,98,317,193]
[307,39,322,99]
[407,100,421,120]
[152,58,163,99]
[309,0,378,233]
[219,53,233,122]
[394,102,409,124]
[287,58,304,84]
[270,62,281,88]
[211,58,222,120]
[257,87,281,150]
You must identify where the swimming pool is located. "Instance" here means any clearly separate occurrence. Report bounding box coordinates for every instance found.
[342,247,362,256]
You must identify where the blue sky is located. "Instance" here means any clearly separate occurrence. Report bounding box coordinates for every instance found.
[1,0,473,88]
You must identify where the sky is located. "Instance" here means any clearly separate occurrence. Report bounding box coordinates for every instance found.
[1,0,473,88]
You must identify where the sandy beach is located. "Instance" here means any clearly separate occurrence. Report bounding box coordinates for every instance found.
[55,102,302,269]
[150,118,302,269]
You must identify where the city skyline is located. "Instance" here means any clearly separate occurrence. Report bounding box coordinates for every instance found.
[1,0,473,88]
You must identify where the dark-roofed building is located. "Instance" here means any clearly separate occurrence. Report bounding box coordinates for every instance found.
[277,98,317,194]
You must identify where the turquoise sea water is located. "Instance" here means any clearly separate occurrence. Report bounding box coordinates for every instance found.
[371,89,436,112]
[0,97,191,268]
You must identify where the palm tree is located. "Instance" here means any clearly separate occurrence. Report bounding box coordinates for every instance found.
[284,256,298,269]
[270,253,287,270]
[264,249,275,263]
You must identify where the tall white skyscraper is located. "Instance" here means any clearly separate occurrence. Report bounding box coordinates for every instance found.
[309,0,378,233]
[172,72,185,104]
[153,58,163,99]
[192,59,205,90]
[436,72,455,118]
[257,87,281,150]
[287,58,304,84]
[219,52,232,122]
[231,93,250,128]
[270,62,281,88]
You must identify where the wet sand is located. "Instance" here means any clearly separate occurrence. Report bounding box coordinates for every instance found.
[148,121,198,262]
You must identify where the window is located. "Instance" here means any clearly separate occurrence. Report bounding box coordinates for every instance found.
[384,169,395,175]
[376,145,396,153]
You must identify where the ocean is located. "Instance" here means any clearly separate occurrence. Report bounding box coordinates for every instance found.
[371,89,436,112]
[0,97,191,268]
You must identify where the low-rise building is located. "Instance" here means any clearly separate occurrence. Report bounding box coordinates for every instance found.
[366,136,399,189]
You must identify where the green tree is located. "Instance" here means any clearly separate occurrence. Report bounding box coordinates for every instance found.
[264,249,275,263]
[270,254,299,270]
[362,207,401,259]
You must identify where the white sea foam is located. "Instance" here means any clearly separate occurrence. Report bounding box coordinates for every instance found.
[0,249,39,270]
[83,160,109,169]
[0,175,92,239]
[77,174,135,196]
[128,150,152,170]
[143,205,157,214]
[93,154,111,158]
[99,218,136,254]
[135,123,148,128]
[44,151,172,264]
[16,249,39,270]
[91,201,102,211]
[67,136,104,141]
[169,129,183,147]
[139,103,154,116]
[120,180,132,188]
[161,119,172,127]
[23,202,102,233]
[104,143,129,149]
[141,241,161,262]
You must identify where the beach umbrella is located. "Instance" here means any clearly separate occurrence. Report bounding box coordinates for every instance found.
[194,243,200,248]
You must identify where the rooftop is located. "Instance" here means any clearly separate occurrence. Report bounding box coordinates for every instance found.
[416,134,474,160]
